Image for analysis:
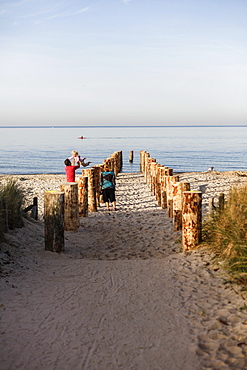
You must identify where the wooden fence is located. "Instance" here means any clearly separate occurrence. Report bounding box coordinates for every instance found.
[140,150,202,251]
[44,151,122,252]
[0,196,37,236]
[44,149,223,253]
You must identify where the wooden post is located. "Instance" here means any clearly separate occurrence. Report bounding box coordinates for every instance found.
[208,197,216,213]
[156,165,164,206]
[219,193,225,211]
[154,163,161,197]
[165,168,173,176]
[110,153,117,175]
[129,150,134,163]
[150,162,157,194]
[110,157,115,173]
[31,197,38,220]
[143,151,147,174]
[77,176,88,217]
[60,183,79,231]
[173,182,190,231]
[146,158,156,187]
[44,191,64,253]
[166,175,179,217]
[115,151,121,174]
[92,165,101,207]
[140,151,145,172]
[144,152,150,182]
[115,151,122,174]
[161,190,167,209]
[182,191,202,251]
[82,168,97,212]
[160,167,167,209]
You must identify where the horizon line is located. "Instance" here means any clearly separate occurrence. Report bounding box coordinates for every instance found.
[1,125,247,128]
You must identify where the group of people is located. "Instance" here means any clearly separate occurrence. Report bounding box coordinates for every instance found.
[64,150,116,211]
[64,150,91,182]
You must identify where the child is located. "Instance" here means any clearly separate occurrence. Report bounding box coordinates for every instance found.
[69,150,91,167]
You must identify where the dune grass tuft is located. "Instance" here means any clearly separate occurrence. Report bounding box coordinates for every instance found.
[203,185,247,284]
[0,180,25,243]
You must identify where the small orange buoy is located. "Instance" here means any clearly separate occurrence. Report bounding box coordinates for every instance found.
[78,136,85,139]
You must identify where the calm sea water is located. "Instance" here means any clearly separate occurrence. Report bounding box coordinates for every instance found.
[0,126,247,174]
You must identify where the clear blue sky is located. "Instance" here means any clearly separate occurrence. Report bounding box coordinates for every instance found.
[0,0,247,126]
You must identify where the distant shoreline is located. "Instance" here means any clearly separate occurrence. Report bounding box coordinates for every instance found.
[1,125,247,129]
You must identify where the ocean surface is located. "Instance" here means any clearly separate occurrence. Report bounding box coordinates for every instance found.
[0,126,247,175]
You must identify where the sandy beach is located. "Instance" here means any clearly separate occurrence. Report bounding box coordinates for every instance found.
[1,170,247,369]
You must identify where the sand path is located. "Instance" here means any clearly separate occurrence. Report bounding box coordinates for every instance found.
[1,173,247,369]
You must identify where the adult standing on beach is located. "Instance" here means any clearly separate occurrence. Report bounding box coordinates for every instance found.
[64,159,80,182]
[100,164,117,211]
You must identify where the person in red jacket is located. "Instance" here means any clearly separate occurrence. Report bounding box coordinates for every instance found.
[64,159,80,182]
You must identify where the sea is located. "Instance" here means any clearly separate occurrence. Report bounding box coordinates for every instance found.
[0,126,247,175]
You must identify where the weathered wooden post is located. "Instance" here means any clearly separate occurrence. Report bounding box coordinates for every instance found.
[146,158,151,185]
[208,197,216,213]
[82,168,97,212]
[159,167,167,209]
[219,193,225,211]
[110,153,117,175]
[44,191,64,252]
[155,179,161,206]
[154,163,161,197]
[77,176,88,217]
[140,151,145,173]
[120,150,123,172]
[115,151,122,174]
[150,162,158,194]
[165,168,173,176]
[173,182,190,231]
[166,175,179,217]
[146,158,156,188]
[110,157,115,173]
[144,152,150,182]
[60,183,79,231]
[129,150,134,163]
[156,165,164,206]
[92,165,101,207]
[182,191,202,251]
[161,190,167,209]
[31,197,38,220]
[113,151,121,174]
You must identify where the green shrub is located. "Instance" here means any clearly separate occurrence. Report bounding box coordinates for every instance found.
[0,180,25,243]
[203,185,247,284]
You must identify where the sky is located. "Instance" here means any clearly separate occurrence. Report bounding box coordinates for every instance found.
[0,0,247,127]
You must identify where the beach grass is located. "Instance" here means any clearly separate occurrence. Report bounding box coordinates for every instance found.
[0,180,25,243]
[202,185,247,284]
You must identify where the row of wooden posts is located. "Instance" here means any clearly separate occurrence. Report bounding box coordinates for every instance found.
[140,151,202,251]
[44,151,122,253]
[44,149,213,254]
